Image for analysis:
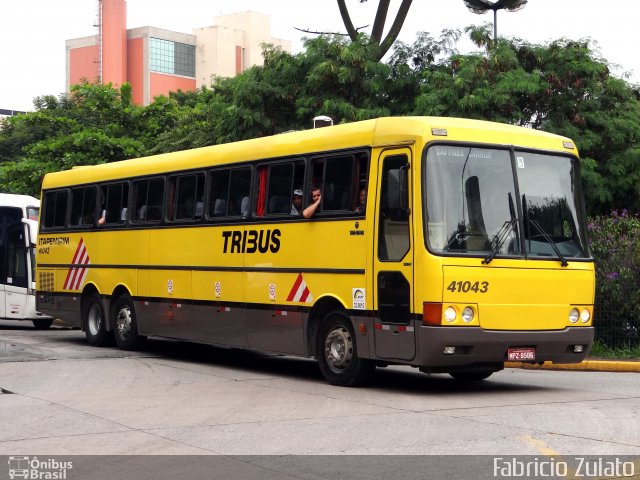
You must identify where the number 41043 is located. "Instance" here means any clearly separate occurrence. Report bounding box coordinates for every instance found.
[447,280,489,293]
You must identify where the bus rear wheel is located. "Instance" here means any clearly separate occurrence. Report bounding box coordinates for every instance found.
[32,319,53,329]
[316,312,374,387]
[112,294,144,350]
[82,292,111,346]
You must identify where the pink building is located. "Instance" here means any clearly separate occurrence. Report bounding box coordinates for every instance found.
[66,0,290,105]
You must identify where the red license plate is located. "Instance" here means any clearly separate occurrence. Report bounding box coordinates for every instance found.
[507,348,535,361]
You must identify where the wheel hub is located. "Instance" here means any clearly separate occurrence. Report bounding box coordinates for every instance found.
[324,326,353,372]
[116,306,132,337]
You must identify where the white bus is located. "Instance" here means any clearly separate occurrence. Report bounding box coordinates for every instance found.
[0,193,53,328]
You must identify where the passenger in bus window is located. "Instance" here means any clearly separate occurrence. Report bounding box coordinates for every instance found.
[291,189,303,216]
[98,188,106,225]
[303,186,322,218]
[355,187,366,214]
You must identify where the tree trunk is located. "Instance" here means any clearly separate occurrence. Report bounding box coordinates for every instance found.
[337,0,413,61]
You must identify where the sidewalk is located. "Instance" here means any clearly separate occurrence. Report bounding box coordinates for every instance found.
[505,358,640,372]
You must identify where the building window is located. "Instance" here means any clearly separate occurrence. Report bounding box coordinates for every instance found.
[149,37,195,77]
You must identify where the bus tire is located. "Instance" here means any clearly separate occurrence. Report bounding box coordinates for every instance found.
[316,312,374,387]
[449,370,494,382]
[82,292,111,346]
[112,294,144,350]
[32,318,53,329]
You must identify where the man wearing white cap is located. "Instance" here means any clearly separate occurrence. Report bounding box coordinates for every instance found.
[291,188,303,216]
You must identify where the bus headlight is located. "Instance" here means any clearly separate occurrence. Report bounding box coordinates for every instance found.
[444,307,457,323]
[569,308,579,323]
[580,309,591,323]
[461,306,474,323]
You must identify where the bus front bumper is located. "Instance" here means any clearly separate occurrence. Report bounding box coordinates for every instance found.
[415,325,594,369]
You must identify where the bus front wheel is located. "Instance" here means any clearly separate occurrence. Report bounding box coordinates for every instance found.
[82,292,111,346]
[316,312,374,387]
[112,294,144,350]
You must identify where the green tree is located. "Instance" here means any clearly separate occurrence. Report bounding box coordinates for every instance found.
[405,29,640,214]
[0,82,179,196]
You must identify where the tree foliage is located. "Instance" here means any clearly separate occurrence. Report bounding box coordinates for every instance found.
[1,26,639,215]
[0,82,178,195]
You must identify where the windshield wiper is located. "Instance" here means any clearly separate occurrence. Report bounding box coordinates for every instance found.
[482,217,518,265]
[482,192,518,265]
[522,194,569,267]
[526,218,569,267]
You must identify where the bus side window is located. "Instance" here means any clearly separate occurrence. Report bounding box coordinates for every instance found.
[6,227,28,288]
[310,154,355,213]
[354,152,370,213]
[169,173,205,222]
[267,163,293,215]
[207,169,231,218]
[229,168,252,218]
[101,183,129,225]
[70,186,97,227]
[378,155,410,261]
[42,190,69,229]
[133,177,164,223]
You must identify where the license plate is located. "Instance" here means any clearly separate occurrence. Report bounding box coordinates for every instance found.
[507,348,535,361]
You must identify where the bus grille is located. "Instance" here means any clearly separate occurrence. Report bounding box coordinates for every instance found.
[38,272,55,304]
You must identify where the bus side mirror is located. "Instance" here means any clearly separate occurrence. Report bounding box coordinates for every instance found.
[386,166,409,214]
[22,218,38,247]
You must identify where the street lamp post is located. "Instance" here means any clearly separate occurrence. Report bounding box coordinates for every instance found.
[464,0,528,43]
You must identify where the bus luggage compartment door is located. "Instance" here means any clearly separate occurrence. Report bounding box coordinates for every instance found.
[373,148,415,361]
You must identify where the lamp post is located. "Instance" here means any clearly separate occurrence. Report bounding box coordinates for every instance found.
[464,0,528,43]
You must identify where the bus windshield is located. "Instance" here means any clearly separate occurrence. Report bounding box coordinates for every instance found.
[425,145,589,260]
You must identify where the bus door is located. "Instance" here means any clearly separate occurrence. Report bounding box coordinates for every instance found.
[373,148,415,360]
[1,215,30,319]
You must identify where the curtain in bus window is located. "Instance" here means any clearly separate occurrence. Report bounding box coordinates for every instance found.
[425,146,517,255]
[256,167,267,217]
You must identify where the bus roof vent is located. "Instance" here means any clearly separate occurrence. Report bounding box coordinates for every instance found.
[313,115,333,128]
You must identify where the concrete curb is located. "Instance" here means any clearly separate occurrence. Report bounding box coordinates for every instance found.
[505,360,640,372]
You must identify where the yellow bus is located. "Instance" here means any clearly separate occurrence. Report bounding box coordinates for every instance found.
[36,116,594,386]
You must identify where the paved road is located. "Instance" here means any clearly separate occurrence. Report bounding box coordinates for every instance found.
[1,320,639,477]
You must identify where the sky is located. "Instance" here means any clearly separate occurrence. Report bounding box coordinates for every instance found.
[0,0,638,112]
